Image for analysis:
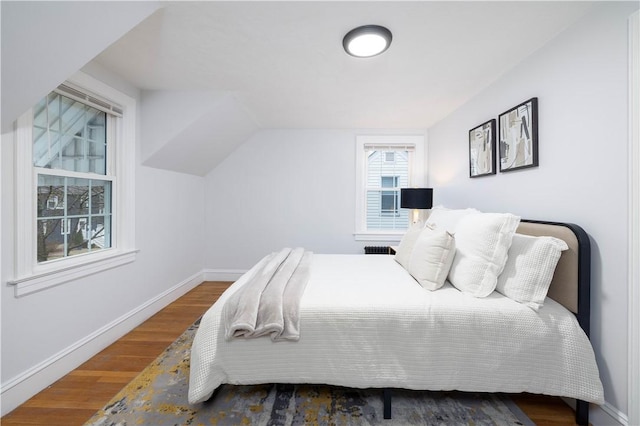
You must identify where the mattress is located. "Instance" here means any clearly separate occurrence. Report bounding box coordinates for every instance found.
[188,254,604,405]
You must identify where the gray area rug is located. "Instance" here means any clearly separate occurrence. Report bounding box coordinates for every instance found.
[85,319,534,425]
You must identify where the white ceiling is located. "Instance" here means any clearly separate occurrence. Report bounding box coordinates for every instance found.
[95,1,595,130]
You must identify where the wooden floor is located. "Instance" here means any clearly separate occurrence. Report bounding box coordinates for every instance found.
[2,281,580,425]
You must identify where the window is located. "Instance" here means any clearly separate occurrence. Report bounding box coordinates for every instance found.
[34,91,113,263]
[10,71,137,296]
[354,135,425,241]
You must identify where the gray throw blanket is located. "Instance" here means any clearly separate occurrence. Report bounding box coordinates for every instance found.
[223,247,312,342]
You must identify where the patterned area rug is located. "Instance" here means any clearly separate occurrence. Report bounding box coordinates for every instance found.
[85,319,534,426]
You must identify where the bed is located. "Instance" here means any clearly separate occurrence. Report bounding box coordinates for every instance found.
[188,214,604,426]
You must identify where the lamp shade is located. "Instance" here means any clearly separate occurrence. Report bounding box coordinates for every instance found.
[400,188,433,209]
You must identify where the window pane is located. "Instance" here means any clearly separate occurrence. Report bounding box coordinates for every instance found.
[32,92,107,174]
[87,110,106,143]
[37,175,65,217]
[67,217,89,256]
[37,218,64,262]
[62,136,86,172]
[67,178,90,216]
[37,174,112,263]
[91,180,109,214]
[381,190,399,215]
[90,215,111,250]
[59,95,84,135]
[87,141,106,174]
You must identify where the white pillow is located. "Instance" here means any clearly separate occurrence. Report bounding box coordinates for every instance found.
[447,212,520,297]
[406,225,456,291]
[425,205,481,233]
[496,233,568,311]
[394,221,425,269]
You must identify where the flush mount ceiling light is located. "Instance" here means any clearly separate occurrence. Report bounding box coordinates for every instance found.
[343,25,392,58]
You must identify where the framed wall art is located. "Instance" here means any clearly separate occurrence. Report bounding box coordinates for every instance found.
[498,97,538,172]
[469,119,496,178]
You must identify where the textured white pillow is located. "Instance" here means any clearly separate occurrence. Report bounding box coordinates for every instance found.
[406,226,456,291]
[394,221,425,269]
[448,212,520,297]
[496,233,569,311]
[425,205,481,233]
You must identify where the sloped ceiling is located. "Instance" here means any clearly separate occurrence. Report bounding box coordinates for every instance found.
[0,1,161,133]
[141,90,258,176]
[3,1,596,176]
[96,1,595,130]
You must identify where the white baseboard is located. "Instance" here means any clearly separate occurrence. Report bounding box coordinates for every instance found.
[561,397,628,426]
[590,401,629,426]
[0,270,204,416]
[203,268,246,282]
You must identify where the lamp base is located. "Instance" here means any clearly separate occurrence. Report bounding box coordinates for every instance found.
[411,209,420,224]
[411,209,432,224]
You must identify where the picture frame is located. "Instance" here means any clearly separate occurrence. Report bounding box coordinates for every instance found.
[498,97,538,172]
[469,119,496,178]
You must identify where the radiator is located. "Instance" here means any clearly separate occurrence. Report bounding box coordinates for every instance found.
[364,246,393,255]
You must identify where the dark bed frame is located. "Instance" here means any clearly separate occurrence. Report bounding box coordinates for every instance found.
[382,219,593,426]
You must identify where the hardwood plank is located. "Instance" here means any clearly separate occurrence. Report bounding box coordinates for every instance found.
[511,393,581,425]
[1,282,226,426]
[1,408,98,426]
[1,281,579,425]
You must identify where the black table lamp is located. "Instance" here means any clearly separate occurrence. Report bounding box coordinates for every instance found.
[401,188,433,223]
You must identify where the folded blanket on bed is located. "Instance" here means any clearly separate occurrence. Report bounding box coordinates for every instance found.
[223,247,312,342]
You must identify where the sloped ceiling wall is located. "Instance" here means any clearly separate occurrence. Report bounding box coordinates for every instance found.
[0,1,161,133]
[2,1,595,177]
[141,90,258,176]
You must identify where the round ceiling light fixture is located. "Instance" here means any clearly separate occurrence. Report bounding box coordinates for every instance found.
[343,25,392,58]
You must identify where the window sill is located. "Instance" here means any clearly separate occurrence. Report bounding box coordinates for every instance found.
[354,232,404,242]
[8,249,139,297]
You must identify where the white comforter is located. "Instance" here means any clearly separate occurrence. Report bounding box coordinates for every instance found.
[188,254,604,405]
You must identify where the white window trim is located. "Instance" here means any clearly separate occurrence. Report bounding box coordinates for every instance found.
[354,135,424,241]
[9,71,137,297]
[628,10,639,426]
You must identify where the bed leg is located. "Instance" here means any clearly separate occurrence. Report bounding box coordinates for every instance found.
[576,399,589,426]
[383,388,392,419]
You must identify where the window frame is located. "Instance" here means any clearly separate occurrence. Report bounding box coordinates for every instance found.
[10,71,137,297]
[354,135,425,241]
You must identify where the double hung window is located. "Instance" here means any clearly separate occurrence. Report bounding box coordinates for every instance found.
[11,72,137,296]
[34,90,114,262]
[354,135,425,241]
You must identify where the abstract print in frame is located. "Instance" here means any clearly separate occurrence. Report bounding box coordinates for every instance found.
[498,97,538,172]
[469,119,496,178]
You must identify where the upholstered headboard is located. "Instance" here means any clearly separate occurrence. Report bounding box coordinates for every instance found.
[517,220,591,337]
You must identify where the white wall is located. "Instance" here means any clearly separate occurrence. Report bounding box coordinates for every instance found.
[427,2,638,422]
[0,63,207,414]
[205,129,359,270]
[204,129,426,271]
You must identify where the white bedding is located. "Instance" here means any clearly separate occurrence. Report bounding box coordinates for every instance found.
[188,254,604,405]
